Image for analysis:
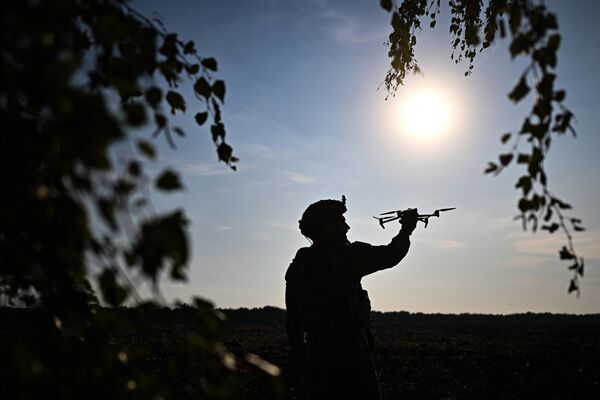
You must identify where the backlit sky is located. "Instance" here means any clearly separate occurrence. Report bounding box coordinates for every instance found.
[133,0,600,313]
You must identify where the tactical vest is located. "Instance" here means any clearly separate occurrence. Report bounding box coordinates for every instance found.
[294,244,372,332]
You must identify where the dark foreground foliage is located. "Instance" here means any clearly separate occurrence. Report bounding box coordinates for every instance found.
[2,307,599,399]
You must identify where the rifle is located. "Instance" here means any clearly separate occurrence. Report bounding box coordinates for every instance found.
[373,207,455,229]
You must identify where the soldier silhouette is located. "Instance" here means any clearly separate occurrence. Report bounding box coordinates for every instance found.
[285,196,418,400]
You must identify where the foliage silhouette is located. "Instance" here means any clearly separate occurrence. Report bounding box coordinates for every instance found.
[380,0,585,294]
[0,0,282,398]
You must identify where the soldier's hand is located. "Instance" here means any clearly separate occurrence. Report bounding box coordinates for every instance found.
[400,208,418,235]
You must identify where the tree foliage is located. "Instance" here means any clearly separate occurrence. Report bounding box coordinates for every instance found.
[0,0,281,398]
[380,0,585,294]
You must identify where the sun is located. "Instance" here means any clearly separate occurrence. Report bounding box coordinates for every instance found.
[402,91,449,137]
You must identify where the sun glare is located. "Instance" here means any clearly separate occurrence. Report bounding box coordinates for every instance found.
[403,91,449,137]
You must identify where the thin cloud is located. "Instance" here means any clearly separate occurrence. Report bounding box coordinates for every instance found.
[515,230,600,261]
[178,161,232,177]
[286,171,315,184]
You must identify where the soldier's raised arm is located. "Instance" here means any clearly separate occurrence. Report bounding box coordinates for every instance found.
[353,208,419,277]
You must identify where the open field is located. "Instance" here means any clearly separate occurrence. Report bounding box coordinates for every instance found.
[225,323,600,399]
[2,308,599,399]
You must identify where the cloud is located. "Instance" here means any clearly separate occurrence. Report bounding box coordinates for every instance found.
[515,230,600,261]
[216,226,232,232]
[285,171,315,184]
[177,161,231,177]
[433,239,466,250]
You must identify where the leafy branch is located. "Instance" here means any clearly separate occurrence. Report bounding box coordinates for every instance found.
[380,0,584,294]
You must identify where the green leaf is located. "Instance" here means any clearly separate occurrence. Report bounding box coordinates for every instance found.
[547,33,561,50]
[568,279,578,293]
[137,140,156,159]
[98,269,128,307]
[541,223,559,233]
[144,87,162,108]
[156,169,183,191]
[500,132,512,144]
[499,153,513,166]
[517,153,530,164]
[195,112,208,126]
[484,162,498,174]
[194,77,211,98]
[185,63,200,74]
[515,176,532,196]
[123,102,147,126]
[166,90,186,114]
[201,57,218,71]
[380,0,393,12]
[217,142,233,163]
[559,246,574,260]
[211,123,226,142]
[508,76,530,102]
[173,126,185,137]
[212,80,226,102]
[128,161,141,176]
[183,40,196,54]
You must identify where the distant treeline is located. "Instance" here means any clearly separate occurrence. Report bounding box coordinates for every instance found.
[219,307,600,326]
[2,306,599,328]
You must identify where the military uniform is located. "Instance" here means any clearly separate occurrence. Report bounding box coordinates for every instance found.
[285,231,411,400]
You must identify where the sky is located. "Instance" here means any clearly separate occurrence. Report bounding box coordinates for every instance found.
[131,0,600,314]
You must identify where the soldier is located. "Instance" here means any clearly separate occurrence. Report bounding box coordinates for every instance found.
[285,197,418,399]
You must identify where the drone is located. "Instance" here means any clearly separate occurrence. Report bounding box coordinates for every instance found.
[374,207,456,229]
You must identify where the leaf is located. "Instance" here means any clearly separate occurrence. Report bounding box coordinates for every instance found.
[156,169,183,191]
[500,132,512,144]
[217,142,233,163]
[144,87,162,108]
[195,112,208,126]
[98,269,128,307]
[484,162,498,174]
[430,20,436,28]
[547,33,561,50]
[137,140,156,159]
[185,63,200,74]
[128,161,141,177]
[123,102,147,126]
[541,223,559,233]
[211,123,226,142]
[578,258,585,277]
[499,153,513,166]
[212,80,226,102]
[183,40,195,54]
[568,279,578,294]
[553,90,565,102]
[173,126,185,137]
[559,246,574,260]
[166,90,186,114]
[508,76,530,102]
[515,176,532,196]
[517,153,530,164]
[380,0,393,12]
[194,77,211,98]
[201,57,218,71]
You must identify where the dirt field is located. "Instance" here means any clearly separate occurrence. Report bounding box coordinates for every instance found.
[224,324,600,399]
[2,308,599,399]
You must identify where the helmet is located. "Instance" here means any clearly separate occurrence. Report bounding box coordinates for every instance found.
[299,195,346,240]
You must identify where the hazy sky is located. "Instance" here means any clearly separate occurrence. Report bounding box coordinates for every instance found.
[132,0,600,313]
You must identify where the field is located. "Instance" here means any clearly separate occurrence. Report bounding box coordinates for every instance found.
[224,322,600,399]
[2,309,599,399]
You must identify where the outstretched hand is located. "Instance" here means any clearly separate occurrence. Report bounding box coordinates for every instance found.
[400,208,419,235]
